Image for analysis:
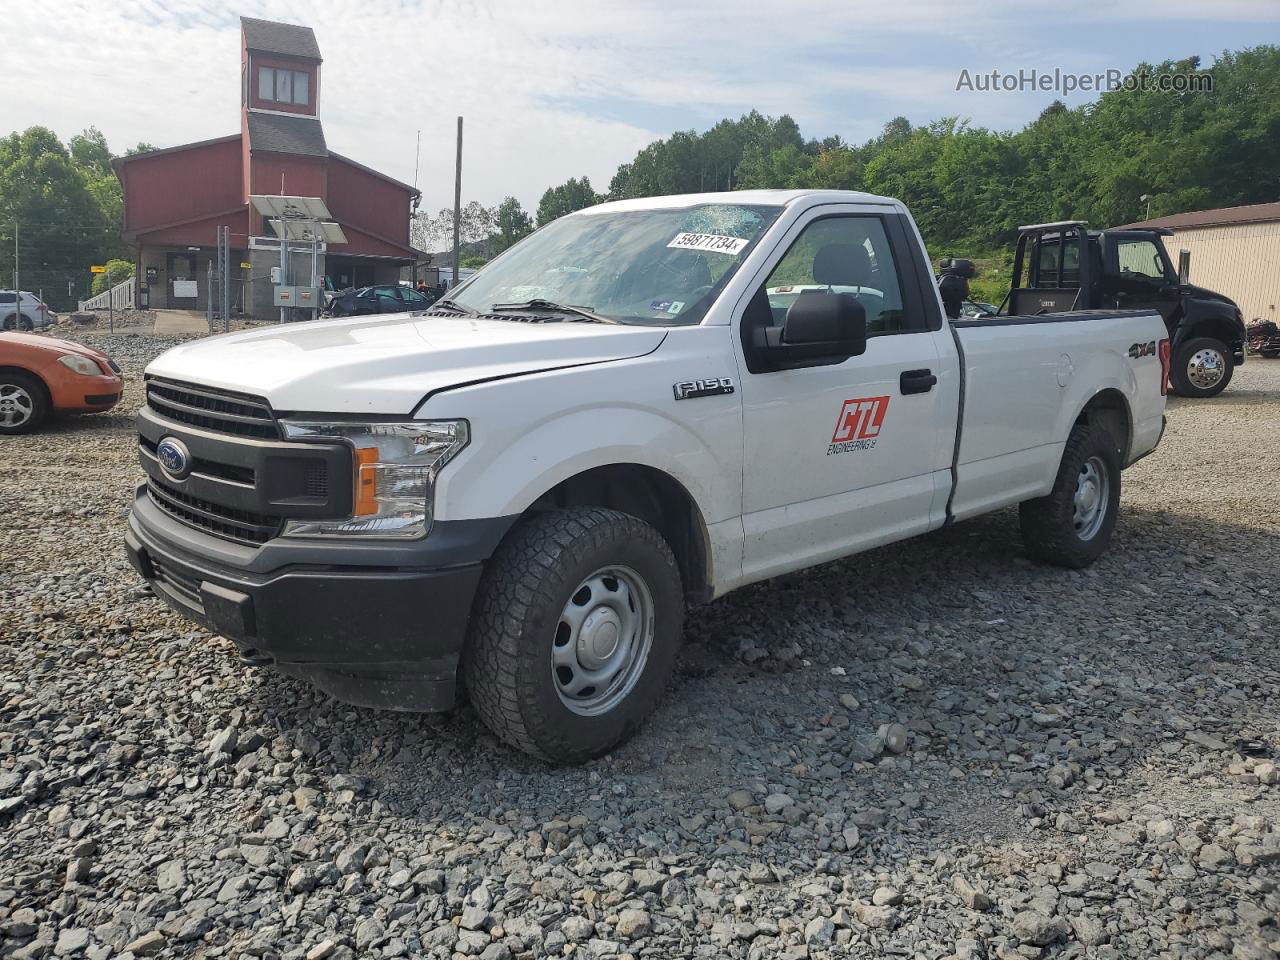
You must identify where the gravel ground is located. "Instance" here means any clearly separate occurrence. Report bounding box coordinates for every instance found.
[2,332,1279,960]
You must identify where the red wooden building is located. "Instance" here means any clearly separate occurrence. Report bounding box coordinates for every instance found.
[113,16,419,318]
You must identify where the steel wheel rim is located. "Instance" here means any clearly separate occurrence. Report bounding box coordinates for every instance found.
[1187,348,1225,389]
[0,383,34,428]
[552,564,655,716]
[1072,455,1110,541]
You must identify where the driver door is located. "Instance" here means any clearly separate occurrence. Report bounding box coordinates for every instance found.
[1104,234,1177,321]
[734,207,958,582]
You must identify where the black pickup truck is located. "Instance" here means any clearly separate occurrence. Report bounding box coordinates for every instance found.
[999,222,1246,397]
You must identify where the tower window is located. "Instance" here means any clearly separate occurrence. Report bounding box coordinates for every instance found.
[258,67,310,106]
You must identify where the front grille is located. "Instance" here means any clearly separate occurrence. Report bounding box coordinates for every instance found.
[147,478,281,545]
[146,378,279,439]
[150,556,204,613]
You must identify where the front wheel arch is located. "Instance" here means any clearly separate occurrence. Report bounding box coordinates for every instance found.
[523,463,712,603]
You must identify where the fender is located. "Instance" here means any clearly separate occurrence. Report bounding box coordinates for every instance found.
[1048,353,1138,457]
[421,344,744,529]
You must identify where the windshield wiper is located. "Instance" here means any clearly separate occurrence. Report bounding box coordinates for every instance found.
[489,299,620,324]
[429,297,478,316]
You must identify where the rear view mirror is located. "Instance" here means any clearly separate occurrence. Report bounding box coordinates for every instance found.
[1178,249,1191,286]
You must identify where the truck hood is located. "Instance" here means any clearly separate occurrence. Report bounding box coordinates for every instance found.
[146,312,667,414]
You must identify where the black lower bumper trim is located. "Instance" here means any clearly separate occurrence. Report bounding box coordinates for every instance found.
[126,516,484,711]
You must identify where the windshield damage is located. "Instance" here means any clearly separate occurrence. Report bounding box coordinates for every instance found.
[441,203,781,327]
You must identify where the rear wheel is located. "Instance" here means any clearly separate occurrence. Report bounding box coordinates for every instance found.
[2,314,32,331]
[1019,422,1121,569]
[0,371,49,434]
[463,507,684,763]
[1170,337,1233,397]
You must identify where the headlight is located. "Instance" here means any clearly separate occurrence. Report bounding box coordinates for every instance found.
[279,419,468,539]
[57,355,100,376]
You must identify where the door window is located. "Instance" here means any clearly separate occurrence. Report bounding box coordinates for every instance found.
[1116,239,1166,279]
[760,216,907,334]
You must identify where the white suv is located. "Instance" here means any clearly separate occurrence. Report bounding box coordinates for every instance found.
[0,291,53,331]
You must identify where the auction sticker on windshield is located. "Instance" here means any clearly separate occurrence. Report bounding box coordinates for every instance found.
[667,233,749,255]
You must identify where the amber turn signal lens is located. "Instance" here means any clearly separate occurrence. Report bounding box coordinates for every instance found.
[353,447,380,515]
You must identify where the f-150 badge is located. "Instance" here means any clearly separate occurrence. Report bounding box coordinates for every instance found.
[828,396,890,455]
[673,377,735,400]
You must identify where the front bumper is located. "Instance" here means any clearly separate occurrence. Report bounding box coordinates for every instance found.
[126,488,514,711]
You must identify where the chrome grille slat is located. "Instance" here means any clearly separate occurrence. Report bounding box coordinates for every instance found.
[147,479,280,544]
[145,378,278,439]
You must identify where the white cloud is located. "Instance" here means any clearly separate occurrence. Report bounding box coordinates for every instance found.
[2,0,1276,213]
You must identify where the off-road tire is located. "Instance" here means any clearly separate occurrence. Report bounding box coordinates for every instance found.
[463,507,684,763]
[1019,422,1121,569]
[1170,336,1233,398]
[0,370,49,435]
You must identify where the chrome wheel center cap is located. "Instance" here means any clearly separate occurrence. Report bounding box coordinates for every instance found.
[578,607,622,669]
[1076,480,1097,512]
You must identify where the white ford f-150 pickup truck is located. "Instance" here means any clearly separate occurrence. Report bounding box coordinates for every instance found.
[126,190,1169,762]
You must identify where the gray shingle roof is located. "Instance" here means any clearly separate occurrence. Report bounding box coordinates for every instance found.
[241,17,322,60]
[246,112,327,158]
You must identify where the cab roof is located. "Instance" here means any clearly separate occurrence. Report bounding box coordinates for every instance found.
[584,189,901,214]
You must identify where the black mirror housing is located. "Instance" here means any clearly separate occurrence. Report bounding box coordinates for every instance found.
[745,291,868,371]
[783,291,867,348]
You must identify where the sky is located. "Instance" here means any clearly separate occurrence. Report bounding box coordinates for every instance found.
[3,0,1278,216]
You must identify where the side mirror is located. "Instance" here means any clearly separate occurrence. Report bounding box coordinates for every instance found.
[1178,249,1191,286]
[784,291,866,348]
[749,291,867,371]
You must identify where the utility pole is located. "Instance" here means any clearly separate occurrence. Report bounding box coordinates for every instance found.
[12,222,18,319]
[452,116,463,290]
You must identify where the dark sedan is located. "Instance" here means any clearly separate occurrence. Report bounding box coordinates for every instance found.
[328,284,435,317]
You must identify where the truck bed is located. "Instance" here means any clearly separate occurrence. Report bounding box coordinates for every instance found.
[948,308,1168,521]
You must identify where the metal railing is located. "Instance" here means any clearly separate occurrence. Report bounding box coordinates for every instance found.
[78,275,135,312]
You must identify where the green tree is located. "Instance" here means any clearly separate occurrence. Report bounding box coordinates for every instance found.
[0,126,116,310]
[90,257,133,294]
[536,177,599,226]
[493,196,533,252]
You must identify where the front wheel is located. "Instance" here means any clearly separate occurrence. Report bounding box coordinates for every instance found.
[1170,337,1233,398]
[463,507,684,763]
[0,370,49,434]
[1019,422,1121,569]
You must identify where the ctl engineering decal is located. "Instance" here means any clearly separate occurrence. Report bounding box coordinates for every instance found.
[828,396,890,455]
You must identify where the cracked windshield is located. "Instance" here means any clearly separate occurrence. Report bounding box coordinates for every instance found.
[445,203,782,325]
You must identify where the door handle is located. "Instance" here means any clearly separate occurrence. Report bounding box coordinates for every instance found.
[900,368,937,394]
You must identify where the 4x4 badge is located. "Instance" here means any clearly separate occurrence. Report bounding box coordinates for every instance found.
[673,377,735,401]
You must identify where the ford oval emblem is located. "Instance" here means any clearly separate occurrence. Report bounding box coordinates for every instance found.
[156,437,192,481]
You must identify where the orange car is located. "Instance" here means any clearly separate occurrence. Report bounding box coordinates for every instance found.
[0,332,124,434]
